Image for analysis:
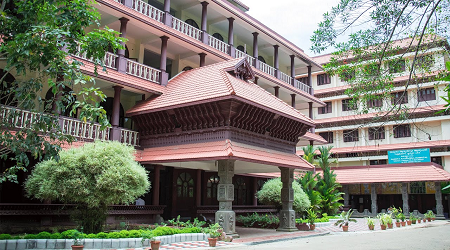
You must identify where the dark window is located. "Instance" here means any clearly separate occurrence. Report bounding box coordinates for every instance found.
[370,159,387,165]
[418,87,436,102]
[297,76,309,85]
[339,68,355,82]
[393,124,411,138]
[414,55,434,69]
[388,59,406,73]
[431,156,442,166]
[368,127,385,140]
[391,91,408,104]
[317,73,331,85]
[176,172,194,198]
[319,132,334,144]
[185,19,199,29]
[182,66,193,71]
[100,97,125,128]
[343,130,359,142]
[234,177,247,205]
[346,153,358,157]
[367,97,382,108]
[342,99,356,111]
[318,102,332,114]
[206,175,219,199]
[410,182,426,194]
[237,45,245,52]
[0,69,17,106]
[258,56,266,63]
[212,33,224,41]
[144,49,173,78]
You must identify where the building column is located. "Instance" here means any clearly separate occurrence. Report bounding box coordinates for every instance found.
[215,160,237,236]
[152,165,161,205]
[227,18,235,57]
[343,185,349,206]
[199,53,206,67]
[290,55,295,85]
[273,45,279,78]
[110,86,123,141]
[435,182,444,219]
[200,2,209,44]
[252,32,259,68]
[117,18,129,73]
[277,167,296,231]
[196,169,202,207]
[307,65,313,95]
[370,184,378,216]
[291,94,296,108]
[274,86,279,98]
[401,183,409,215]
[254,76,258,85]
[163,0,172,26]
[160,36,169,86]
[252,178,258,206]
[308,102,314,134]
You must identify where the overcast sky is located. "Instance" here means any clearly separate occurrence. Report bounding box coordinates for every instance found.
[243,0,339,57]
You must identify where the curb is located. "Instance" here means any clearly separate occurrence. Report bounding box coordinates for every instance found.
[243,232,330,245]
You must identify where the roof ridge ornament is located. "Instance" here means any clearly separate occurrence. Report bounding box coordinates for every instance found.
[226,58,255,81]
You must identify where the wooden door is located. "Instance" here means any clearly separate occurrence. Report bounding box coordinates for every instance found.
[173,170,196,217]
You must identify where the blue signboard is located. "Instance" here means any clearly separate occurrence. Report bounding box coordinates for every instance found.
[388,148,430,164]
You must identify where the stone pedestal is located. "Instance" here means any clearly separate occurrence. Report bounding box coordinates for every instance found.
[277,167,296,232]
[435,182,445,219]
[401,183,409,215]
[215,160,238,237]
[370,184,377,216]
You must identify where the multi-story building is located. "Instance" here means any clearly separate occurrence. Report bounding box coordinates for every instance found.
[0,0,326,233]
[300,38,450,218]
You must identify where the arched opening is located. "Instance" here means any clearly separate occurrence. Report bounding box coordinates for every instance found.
[185,19,199,29]
[258,56,266,64]
[0,69,17,106]
[100,97,125,127]
[237,45,245,52]
[212,33,224,42]
[182,66,193,71]
[45,86,76,117]
[177,172,194,198]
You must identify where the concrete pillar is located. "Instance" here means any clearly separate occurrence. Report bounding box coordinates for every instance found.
[110,86,123,141]
[254,76,258,85]
[435,182,444,219]
[291,94,296,108]
[370,184,377,216]
[215,160,238,236]
[277,167,296,231]
[273,45,279,78]
[252,32,259,68]
[117,18,129,73]
[163,0,172,26]
[290,55,295,85]
[343,185,349,206]
[307,65,312,95]
[227,18,235,57]
[308,102,314,134]
[274,86,279,98]
[196,169,202,207]
[199,53,206,67]
[152,165,161,205]
[401,183,409,215]
[160,36,169,86]
[200,2,209,44]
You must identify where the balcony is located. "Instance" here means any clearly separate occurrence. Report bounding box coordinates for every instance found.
[0,105,140,147]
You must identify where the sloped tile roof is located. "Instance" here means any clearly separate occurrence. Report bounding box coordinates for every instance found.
[300,132,328,144]
[136,139,314,170]
[127,58,314,125]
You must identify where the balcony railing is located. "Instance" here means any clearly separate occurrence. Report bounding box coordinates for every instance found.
[126,59,161,84]
[131,0,164,23]
[208,35,229,54]
[234,50,256,66]
[171,16,202,41]
[1,106,40,129]
[279,72,292,85]
[259,61,276,77]
[294,79,312,94]
[120,128,140,146]
[60,117,111,141]
[73,44,118,70]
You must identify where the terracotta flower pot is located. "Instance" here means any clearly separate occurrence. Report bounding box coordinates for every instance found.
[401,221,406,226]
[395,222,401,227]
[296,223,309,231]
[368,225,374,230]
[432,218,436,221]
[427,218,431,222]
[342,225,349,232]
[71,246,84,250]
[309,224,316,231]
[417,219,421,223]
[208,238,218,247]
[380,224,387,230]
[388,223,393,229]
[151,240,161,250]
[423,219,426,223]
[412,220,416,224]
[407,220,412,225]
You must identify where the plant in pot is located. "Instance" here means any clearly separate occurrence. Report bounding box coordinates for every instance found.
[410,213,417,224]
[425,211,435,221]
[205,223,222,247]
[377,213,388,230]
[366,217,375,230]
[334,209,357,232]
[142,231,161,250]
[307,208,317,230]
[395,213,402,227]
[71,230,84,250]
[399,213,406,227]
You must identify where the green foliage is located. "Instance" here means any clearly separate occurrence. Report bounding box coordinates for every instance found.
[0,234,12,240]
[85,234,97,239]
[425,211,435,219]
[306,208,318,224]
[36,232,52,239]
[50,233,63,239]
[366,217,375,227]
[334,209,357,227]
[25,141,150,233]
[256,178,311,214]
[180,227,202,234]
[302,145,316,165]
[0,0,126,183]
[316,146,343,215]
[237,213,280,228]
[378,213,393,226]
[96,232,108,239]
[24,234,38,239]
[107,232,121,239]
[297,171,322,213]
[203,223,222,238]
[61,230,78,239]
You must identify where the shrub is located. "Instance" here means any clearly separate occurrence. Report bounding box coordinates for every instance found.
[151,227,178,236]
[0,234,12,240]
[86,234,97,239]
[61,230,78,239]
[180,227,201,233]
[127,230,143,238]
[107,232,121,239]
[50,233,63,239]
[96,232,108,239]
[24,234,38,239]
[257,178,311,213]
[36,232,52,239]
[237,213,279,228]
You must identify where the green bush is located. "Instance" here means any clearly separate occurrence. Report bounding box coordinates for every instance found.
[127,230,143,238]
[61,230,78,239]
[151,227,178,236]
[119,230,130,238]
[107,232,121,239]
[36,232,52,239]
[237,213,279,228]
[24,234,38,239]
[12,236,21,239]
[96,232,108,239]
[257,178,311,213]
[0,234,12,240]
[180,227,201,233]
[50,233,63,239]
[85,234,97,239]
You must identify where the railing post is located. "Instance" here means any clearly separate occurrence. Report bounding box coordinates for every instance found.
[163,0,172,26]
[273,45,279,78]
[252,32,259,69]
[123,0,133,8]
[160,36,169,86]
[291,94,296,108]
[308,102,314,133]
[200,2,209,45]
[117,18,129,73]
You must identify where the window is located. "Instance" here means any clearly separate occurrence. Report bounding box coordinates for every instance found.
[317,73,331,85]
[431,156,442,166]
[367,97,382,108]
[415,55,434,69]
[206,175,219,198]
[319,132,333,144]
[387,59,406,73]
[258,56,266,64]
[342,99,356,111]
[418,87,436,102]
[343,130,359,142]
[212,33,224,42]
[368,127,385,140]
[393,124,411,138]
[297,76,309,85]
[339,68,355,82]
[391,91,408,104]
[185,19,199,29]
[176,172,194,198]
[370,159,387,165]
[237,45,245,52]
[318,102,332,114]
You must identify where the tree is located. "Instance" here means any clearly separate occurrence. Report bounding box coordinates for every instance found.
[298,145,322,213]
[256,177,311,214]
[311,0,450,115]
[316,146,343,215]
[0,0,125,183]
[24,141,150,233]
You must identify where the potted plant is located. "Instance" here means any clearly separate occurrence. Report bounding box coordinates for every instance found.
[425,211,435,221]
[366,217,375,230]
[377,213,388,230]
[334,209,357,232]
[386,214,393,229]
[307,208,317,231]
[410,213,417,224]
[395,213,401,227]
[399,213,406,226]
[71,230,84,250]
[141,231,161,250]
[205,223,222,247]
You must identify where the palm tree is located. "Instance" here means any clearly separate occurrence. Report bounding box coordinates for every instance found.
[302,145,316,165]
[298,171,322,213]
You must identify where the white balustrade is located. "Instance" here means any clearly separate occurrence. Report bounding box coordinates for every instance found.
[279,72,292,85]
[234,50,256,66]
[120,128,140,146]
[294,79,312,94]
[0,106,40,129]
[60,117,111,141]
[131,0,164,23]
[259,62,276,77]
[208,36,229,54]
[235,49,246,59]
[73,44,118,69]
[171,17,202,40]
[126,60,161,84]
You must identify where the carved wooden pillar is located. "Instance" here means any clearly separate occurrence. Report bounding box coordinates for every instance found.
[277,167,296,231]
[163,0,172,26]
[371,184,378,216]
[274,86,279,98]
[110,86,123,141]
[343,185,349,206]
[152,165,161,205]
[160,36,169,86]
[228,18,235,57]
[117,18,129,73]
[252,32,259,68]
[200,2,209,44]
[215,160,237,236]
[199,53,206,67]
[435,182,444,219]
[273,45,279,78]
[196,169,202,207]
[401,183,409,215]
